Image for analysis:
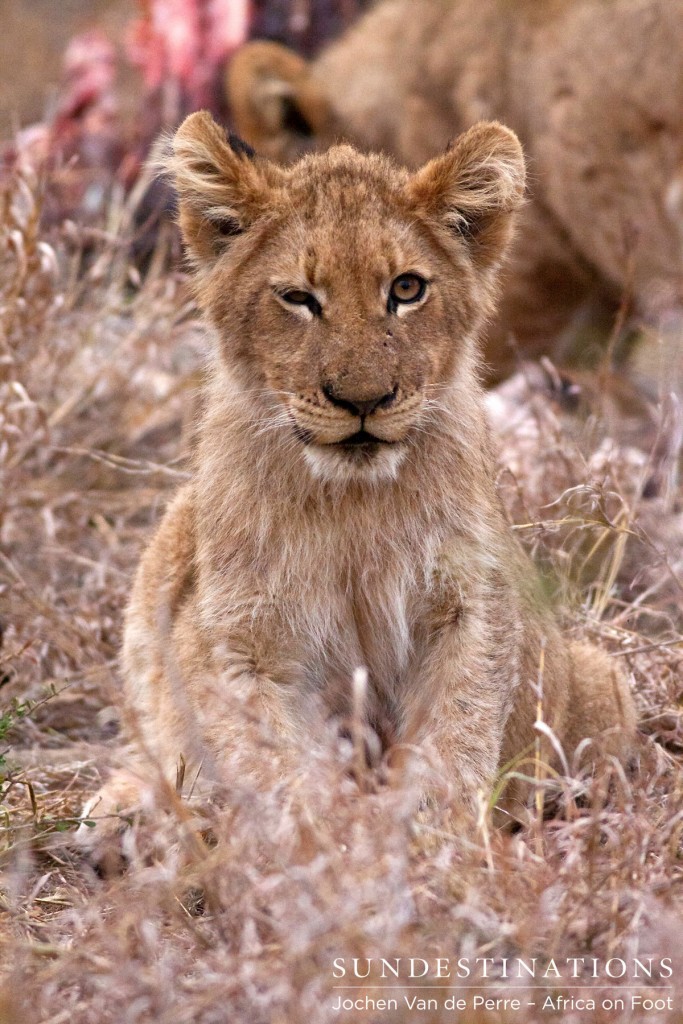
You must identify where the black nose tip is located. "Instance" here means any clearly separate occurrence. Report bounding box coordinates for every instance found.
[322,384,398,418]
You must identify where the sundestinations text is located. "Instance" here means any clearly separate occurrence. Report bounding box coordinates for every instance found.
[332,957,673,981]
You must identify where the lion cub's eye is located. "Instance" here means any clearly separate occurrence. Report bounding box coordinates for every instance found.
[278,289,323,316]
[388,274,427,310]
[282,289,312,305]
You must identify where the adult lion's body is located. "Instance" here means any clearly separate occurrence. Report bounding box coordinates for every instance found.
[228,0,683,379]
[80,114,635,853]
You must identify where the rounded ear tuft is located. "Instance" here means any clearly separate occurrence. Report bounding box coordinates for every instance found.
[408,122,526,268]
[163,110,274,266]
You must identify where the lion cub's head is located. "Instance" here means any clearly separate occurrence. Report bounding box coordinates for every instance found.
[167,111,525,482]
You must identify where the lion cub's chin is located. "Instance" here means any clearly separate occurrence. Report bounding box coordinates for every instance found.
[303,442,407,483]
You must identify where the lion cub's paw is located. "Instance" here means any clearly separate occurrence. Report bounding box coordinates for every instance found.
[75,768,157,874]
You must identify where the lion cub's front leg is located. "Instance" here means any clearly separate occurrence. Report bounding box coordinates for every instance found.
[78,490,305,861]
[396,595,514,817]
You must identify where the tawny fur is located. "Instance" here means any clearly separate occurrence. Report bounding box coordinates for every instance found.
[227,0,683,381]
[80,113,635,851]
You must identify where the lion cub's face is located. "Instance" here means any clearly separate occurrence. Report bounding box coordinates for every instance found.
[168,113,525,482]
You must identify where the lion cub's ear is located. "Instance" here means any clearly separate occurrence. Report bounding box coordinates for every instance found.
[226,41,331,161]
[165,110,280,266]
[407,122,526,269]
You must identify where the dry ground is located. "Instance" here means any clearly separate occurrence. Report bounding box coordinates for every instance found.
[0,164,682,1024]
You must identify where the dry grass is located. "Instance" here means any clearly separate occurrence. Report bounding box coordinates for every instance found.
[0,164,682,1024]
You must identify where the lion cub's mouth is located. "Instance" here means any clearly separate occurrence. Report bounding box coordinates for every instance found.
[299,424,408,481]
[289,411,409,480]
[332,429,395,449]
[291,420,398,452]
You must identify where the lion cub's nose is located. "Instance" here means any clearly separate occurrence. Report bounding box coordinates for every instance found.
[322,384,398,418]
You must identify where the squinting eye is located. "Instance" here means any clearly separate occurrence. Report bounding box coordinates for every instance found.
[278,289,322,316]
[282,289,313,305]
[389,273,427,308]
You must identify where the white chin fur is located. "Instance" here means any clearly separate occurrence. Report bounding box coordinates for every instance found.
[303,444,407,484]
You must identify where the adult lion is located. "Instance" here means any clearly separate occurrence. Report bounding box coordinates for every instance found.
[227,0,683,380]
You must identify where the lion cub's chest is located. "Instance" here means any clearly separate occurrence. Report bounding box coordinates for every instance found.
[201,504,465,706]
[245,532,453,701]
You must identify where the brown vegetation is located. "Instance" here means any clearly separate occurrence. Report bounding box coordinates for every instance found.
[0,139,681,1021]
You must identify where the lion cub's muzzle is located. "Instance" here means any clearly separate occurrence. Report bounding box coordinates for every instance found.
[288,386,424,449]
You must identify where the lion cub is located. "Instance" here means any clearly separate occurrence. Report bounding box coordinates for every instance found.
[86,113,635,839]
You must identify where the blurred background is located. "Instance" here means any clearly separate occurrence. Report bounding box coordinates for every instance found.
[0,0,372,244]
[1,0,373,133]
[0,1,370,180]
[1,0,134,139]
